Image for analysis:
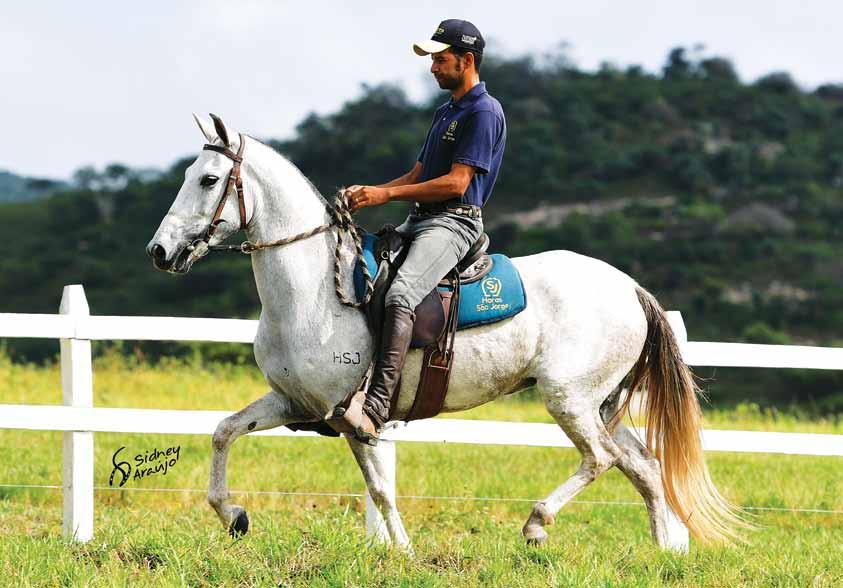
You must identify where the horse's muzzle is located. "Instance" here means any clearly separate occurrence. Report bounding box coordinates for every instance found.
[146,242,194,274]
[147,243,170,270]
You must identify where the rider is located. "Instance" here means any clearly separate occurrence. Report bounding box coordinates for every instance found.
[341,19,507,441]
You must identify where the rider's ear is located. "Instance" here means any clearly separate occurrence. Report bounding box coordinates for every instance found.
[193,113,217,144]
[209,113,231,148]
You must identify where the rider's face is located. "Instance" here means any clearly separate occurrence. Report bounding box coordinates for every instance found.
[430,50,465,91]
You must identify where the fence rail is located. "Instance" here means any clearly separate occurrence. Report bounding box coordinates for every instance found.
[1,285,841,547]
[2,405,842,456]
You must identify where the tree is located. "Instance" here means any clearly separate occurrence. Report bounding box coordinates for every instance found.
[755,72,799,94]
[663,47,692,80]
[700,57,738,83]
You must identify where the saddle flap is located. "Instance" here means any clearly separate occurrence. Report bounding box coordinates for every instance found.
[410,289,446,348]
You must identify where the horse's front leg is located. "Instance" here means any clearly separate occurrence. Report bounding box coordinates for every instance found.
[345,436,412,552]
[208,390,299,536]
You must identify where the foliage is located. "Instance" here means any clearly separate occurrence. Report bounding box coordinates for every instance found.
[0,170,67,203]
[0,46,841,410]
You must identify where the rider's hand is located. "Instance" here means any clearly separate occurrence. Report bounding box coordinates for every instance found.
[347,185,390,211]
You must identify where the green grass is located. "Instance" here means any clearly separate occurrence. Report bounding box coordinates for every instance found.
[0,354,841,586]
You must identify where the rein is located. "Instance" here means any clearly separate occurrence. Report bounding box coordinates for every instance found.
[188,135,373,308]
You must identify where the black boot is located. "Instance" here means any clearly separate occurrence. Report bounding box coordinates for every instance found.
[340,304,415,444]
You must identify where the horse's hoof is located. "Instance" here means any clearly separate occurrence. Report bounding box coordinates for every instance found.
[523,523,548,546]
[229,510,250,538]
[524,529,548,546]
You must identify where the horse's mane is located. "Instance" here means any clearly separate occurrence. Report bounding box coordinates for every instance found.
[246,135,333,207]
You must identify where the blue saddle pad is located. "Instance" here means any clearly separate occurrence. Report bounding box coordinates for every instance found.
[354,234,527,330]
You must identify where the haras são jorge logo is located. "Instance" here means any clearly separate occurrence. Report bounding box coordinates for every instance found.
[109,445,182,487]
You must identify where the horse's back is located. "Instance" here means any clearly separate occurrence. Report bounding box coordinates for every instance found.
[510,249,637,294]
[508,249,647,383]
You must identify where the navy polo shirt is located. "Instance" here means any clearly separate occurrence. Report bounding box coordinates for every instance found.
[417,82,506,207]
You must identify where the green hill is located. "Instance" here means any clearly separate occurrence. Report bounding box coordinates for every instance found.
[0,170,67,203]
[0,47,840,412]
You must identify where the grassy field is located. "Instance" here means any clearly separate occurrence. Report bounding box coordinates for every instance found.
[0,353,841,587]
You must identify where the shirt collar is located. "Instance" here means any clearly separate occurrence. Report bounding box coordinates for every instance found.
[450,81,487,109]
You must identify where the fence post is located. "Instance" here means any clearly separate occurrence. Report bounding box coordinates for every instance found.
[60,285,94,543]
[665,310,688,346]
[365,440,395,542]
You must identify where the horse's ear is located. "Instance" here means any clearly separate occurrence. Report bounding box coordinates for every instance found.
[209,113,231,147]
[193,113,216,143]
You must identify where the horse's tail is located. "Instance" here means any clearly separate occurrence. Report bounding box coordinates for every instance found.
[615,285,747,544]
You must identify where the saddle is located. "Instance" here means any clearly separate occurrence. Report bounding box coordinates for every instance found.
[287,226,527,437]
[363,225,492,421]
[365,225,492,349]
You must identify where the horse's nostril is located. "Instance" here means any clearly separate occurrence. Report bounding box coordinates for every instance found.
[150,244,166,262]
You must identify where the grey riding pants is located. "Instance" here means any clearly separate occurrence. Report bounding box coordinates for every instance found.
[385,210,484,311]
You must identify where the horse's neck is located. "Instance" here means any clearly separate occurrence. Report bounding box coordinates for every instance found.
[243,146,356,334]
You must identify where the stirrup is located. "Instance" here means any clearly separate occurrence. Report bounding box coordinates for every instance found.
[325,391,381,446]
[324,363,381,444]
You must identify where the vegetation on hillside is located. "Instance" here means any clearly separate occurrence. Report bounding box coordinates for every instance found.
[0,46,841,411]
[0,170,67,203]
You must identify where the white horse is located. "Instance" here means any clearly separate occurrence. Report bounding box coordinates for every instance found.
[147,115,743,551]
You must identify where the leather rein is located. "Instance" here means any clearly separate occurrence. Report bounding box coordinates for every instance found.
[187,133,374,308]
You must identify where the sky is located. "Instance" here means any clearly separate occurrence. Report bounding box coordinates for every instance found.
[2,0,841,180]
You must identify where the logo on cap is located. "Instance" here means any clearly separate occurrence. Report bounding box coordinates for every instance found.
[461,34,477,46]
[436,27,445,35]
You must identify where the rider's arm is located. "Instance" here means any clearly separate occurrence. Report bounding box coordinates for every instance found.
[386,163,475,203]
[389,109,497,203]
[376,162,422,189]
[347,163,474,210]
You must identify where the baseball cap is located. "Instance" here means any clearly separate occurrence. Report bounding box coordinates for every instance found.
[413,19,485,56]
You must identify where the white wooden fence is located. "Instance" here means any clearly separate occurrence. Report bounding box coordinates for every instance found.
[1,285,842,547]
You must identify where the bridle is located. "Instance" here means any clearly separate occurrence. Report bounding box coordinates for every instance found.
[185,132,374,308]
[187,133,249,256]
[203,134,247,239]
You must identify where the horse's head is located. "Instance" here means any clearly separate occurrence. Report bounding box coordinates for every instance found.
[146,114,253,273]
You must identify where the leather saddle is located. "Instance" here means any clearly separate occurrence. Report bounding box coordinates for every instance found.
[287,226,495,437]
[365,225,493,349]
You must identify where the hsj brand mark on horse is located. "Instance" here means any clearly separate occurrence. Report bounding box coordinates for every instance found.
[477,277,509,312]
[108,445,182,487]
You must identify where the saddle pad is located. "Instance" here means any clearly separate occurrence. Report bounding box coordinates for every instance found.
[446,254,527,329]
[353,233,380,301]
[354,234,527,330]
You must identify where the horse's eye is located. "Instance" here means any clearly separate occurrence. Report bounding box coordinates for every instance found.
[200,174,219,187]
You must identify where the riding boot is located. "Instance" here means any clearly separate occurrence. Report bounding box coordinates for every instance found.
[341,304,415,444]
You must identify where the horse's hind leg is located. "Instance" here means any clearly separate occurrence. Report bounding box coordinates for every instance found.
[208,390,298,537]
[346,436,412,551]
[611,422,690,551]
[523,385,623,545]
[599,388,689,550]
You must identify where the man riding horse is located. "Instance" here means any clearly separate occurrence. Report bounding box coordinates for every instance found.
[338,19,507,441]
[148,25,743,546]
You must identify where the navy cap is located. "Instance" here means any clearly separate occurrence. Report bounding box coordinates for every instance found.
[413,19,485,56]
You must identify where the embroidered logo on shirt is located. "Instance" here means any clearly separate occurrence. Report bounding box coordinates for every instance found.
[442,120,458,142]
